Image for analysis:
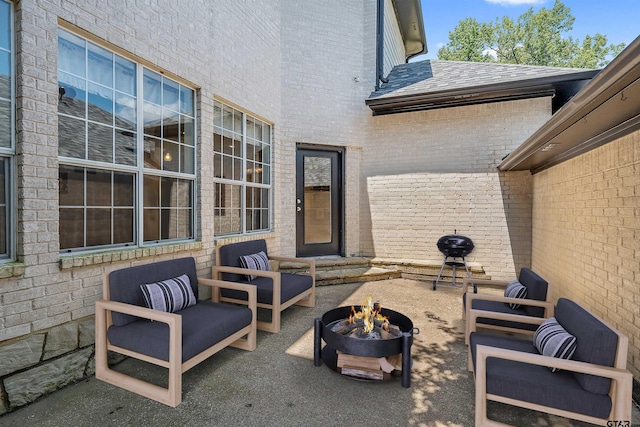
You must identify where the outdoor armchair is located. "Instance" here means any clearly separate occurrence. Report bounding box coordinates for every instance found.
[213,239,315,333]
[468,298,632,426]
[95,257,257,407]
[462,267,553,343]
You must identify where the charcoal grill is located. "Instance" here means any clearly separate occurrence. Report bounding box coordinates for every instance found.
[433,231,474,290]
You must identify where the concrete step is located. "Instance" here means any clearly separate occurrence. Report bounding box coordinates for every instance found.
[279,256,490,286]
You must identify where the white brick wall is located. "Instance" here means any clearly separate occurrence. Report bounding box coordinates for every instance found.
[361,98,550,279]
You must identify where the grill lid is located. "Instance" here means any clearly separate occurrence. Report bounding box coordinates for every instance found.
[437,232,474,258]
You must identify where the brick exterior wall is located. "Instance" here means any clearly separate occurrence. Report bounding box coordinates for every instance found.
[1,0,284,412]
[361,98,550,280]
[532,129,640,378]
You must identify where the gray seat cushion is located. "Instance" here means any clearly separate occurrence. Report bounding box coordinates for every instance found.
[470,332,613,419]
[220,273,313,305]
[108,257,199,327]
[107,301,252,362]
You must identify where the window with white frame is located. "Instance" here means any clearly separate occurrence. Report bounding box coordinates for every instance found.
[57,28,196,252]
[0,0,14,260]
[213,101,271,235]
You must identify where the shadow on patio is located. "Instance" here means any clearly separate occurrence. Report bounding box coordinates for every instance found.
[2,278,637,426]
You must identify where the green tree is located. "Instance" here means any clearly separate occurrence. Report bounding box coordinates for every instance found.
[437,0,625,68]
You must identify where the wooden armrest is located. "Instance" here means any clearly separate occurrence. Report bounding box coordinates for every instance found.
[469,308,548,327]
[465,293,554,310]
[212,265,280,280]
[475,344,633,382]
[198,278,258,308]
[95,299,179,324]
[462,277,510,293]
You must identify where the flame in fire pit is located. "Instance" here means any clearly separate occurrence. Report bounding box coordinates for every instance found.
[349,296,389,335]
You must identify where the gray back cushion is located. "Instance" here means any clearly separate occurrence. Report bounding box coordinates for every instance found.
[555,298,618,395]
[108,257,199,326]
[217,239,268,282]
[518,268,548,317]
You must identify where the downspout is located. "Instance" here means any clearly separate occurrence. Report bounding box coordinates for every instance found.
[376,0,388,91]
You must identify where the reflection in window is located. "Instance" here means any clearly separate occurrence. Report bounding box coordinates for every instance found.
[213,101,271,235]
[57,28,196,251]
[0,0,13,259]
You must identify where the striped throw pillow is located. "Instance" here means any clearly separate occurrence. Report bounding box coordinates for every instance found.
[504,280,527,309]
[533,317,577,372]
[140,274,197,313]
[239,251,270,280]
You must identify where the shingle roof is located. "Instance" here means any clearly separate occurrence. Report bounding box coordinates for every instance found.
[369,59,597,99]
[365,60,600,115]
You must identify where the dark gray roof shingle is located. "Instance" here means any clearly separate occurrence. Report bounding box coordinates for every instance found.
[369,60,597,100]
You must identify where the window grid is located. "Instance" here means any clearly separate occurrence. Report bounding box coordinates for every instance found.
[213,101,271,236]
[57,28,196,252]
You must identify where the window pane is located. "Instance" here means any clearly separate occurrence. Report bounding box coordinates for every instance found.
[0,100,10,148]
[58,29,86,77]
[0,158,6,256]
[143,208,160,241]
[87,82,113,125]
[176,179,192,207]
[0,1,9,51]
[213,103,222,128]
[113,172,134,207]
[181,115,194,146]
[163,79,179,110]
[58,115,86,159]
[115,130,136,166]
[160,177,175,208]
[0,51,9,100]
[87,43,113,87]
[87,122,113,163]
[143,174,160,207]
[143,69,161,104]
[160,209,176,239]
[180,86,193,115]
[163,141,179,172]
[222,155,233,180]
[180,145,194,174]
[143,101,162,137]
[60,208,84,250]
[59,165,84,206]
[115,56,136,96]
[113,208,134,244]
[143,136,162,169]
[58,72,86,118]
[86,169,111,207]
[115,94,136,130]
[177,209,192,239]
[162,108,179,142]
[86,208,111,246]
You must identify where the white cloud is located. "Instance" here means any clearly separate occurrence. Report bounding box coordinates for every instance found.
[482,48,498,60]
[484,0,546,5]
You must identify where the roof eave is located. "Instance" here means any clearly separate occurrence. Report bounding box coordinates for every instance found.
[392,0,427,60]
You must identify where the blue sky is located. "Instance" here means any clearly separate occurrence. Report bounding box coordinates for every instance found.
[417,0,640,60]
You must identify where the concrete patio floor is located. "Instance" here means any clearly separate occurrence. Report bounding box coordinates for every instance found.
[1,278,638,426]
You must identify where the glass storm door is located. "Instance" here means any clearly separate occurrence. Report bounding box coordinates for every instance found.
[296,147,343,257]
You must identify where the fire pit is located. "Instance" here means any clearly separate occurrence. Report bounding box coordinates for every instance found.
[314,297,418,388]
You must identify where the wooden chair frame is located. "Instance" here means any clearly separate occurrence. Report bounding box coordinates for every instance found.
[462,277,554,344]
[212,250,315,333]
[95,275,257,407]
[468,307,633,426]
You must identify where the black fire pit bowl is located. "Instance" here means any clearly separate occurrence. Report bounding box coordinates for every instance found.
[313,305,419,388]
